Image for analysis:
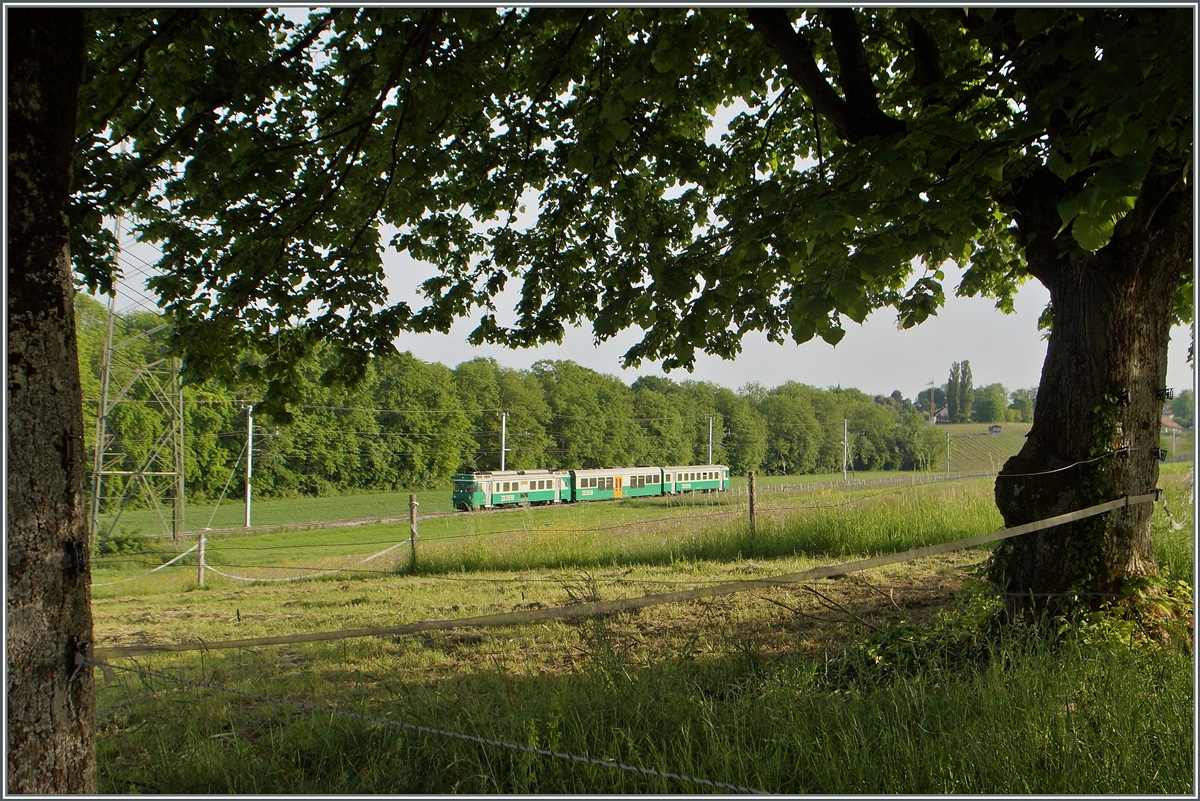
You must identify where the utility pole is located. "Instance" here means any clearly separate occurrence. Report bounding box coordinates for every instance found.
[748,471,757,554]
[409,494,419,569]
[842,419,848,482]
[927,376,936,424]
[946,430,951,475]
[707,415,714,464]
[500,411,507,471]
[245,404,254,528]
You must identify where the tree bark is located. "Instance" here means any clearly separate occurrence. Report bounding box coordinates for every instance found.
[7,9,96,793]
[989,169,1191,613]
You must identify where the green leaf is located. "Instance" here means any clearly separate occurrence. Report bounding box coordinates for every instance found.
[819,324,846,346]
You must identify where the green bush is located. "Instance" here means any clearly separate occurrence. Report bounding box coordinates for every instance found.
[94,526,150,555]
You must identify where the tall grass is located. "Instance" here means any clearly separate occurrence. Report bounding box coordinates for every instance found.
[386,480,1001,576]
[94,614,1192,794]
[91,470,1194,794]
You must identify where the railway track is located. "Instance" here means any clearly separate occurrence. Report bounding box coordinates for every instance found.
[174,471,994,541]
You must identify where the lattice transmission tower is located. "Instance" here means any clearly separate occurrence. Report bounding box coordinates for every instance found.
[88,217,186,543]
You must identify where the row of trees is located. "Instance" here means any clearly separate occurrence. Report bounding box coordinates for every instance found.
[80,295,1019,503]
[913,358,1037,424]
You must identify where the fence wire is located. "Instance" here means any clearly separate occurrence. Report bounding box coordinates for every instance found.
[86,657,766,795]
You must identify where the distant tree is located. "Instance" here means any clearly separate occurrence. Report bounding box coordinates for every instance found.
[973,383,1009,424]
[631,383,692,466]
[958,362,975,423]
[1007,387,1037,423]
[1170,389,1194,430]
[909,424,946,472]
[715,388,766,475]
[914,386,945,416]
[875,389,914,415]
[758,384,821,475]
[946,362,962,421]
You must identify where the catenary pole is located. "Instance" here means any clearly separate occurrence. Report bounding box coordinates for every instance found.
[500,412,507,471]
[842,419,848,482]
[707,416,714,464]
[245,405,253,528]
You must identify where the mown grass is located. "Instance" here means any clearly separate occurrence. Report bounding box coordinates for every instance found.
[91,468,1194,794]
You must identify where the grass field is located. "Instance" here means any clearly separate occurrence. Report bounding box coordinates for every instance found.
[89,466,1194,793]
[101,466,986,542]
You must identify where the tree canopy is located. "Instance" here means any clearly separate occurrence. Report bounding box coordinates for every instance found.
[74,8,1192,419]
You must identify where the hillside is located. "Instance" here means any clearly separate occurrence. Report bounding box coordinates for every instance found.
[944,422,1033,473]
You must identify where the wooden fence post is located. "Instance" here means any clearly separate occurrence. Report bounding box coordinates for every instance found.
[748,471,757,555]
[409,494,419,570]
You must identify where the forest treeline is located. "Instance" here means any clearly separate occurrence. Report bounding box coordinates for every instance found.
[78,295,1038,502]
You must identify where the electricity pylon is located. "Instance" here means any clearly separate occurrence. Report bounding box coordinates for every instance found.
[88,219,186,543]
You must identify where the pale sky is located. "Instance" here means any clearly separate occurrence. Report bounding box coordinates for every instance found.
[382,258,1194,401]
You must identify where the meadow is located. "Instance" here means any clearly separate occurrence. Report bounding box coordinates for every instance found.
[90,466,1194,794]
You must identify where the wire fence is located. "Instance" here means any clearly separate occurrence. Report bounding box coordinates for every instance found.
[91,472,992,584]
[89,490,1161,659]
[86,484,1180,794]
[90,461,1178,586]
[84,656,767,794]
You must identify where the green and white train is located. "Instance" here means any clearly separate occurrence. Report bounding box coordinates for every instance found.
[451,465,730,511]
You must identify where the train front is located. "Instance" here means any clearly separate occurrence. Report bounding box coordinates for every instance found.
[451,473,484,511]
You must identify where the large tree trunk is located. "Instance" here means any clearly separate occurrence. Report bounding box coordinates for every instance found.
[989,169,1191,614]
[7,9,96,793]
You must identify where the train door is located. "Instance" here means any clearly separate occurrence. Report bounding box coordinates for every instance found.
[614,475,623,499]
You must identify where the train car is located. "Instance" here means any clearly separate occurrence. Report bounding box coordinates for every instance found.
[451,469,570,510]
[569,467,664,502]
[662,464,730,494]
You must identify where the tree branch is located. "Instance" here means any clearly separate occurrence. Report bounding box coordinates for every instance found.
[902,14,945,89]
[820,8,907,138]
[748,8,904,143]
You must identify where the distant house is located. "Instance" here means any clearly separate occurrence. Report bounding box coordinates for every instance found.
[1162,417,1186,432]
[988,424,1002,435]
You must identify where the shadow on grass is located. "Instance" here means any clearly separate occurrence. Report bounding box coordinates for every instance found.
[96,604,1193,795]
